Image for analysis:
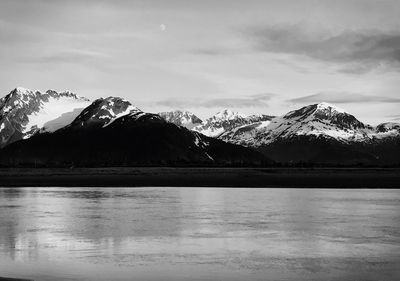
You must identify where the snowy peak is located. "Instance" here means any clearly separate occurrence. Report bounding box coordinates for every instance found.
[0,87,91,147]
[284,102,366,130]
[44,89,89,102]
[316,102,345,114]
[371,122,400,139]
[192,110,275,138]
[376,122,400,133]
[193,109,248,137]
[15,86,31,93]
[263,102,372,143]
[284,103,344,119]
[1,88,39,112]
[246,114,275,123]
[70,97,141,128]
[213,109,247,121]
[4,87,88,103]
[11,87,37,97]
[158,110,202,129]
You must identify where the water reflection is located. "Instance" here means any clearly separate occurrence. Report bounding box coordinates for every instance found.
[0,188,399,281]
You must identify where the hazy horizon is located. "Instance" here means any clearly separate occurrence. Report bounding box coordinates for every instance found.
[1,0,399,124]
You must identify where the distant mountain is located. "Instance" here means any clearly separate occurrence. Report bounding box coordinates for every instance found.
[220,103,400,165]
[0,87,90,148]
[1,87,398,166]
[221,103,369,146]
[193,109,274,137]
[245,114,275,124]
[0,98,268,167]
[158,110,202,129]
[376,122,400,134]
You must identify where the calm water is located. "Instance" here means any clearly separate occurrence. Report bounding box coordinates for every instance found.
[0,188,399,281]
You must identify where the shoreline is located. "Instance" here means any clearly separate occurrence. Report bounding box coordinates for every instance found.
[0,167,399,188]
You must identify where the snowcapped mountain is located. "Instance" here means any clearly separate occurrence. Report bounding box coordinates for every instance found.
[158,110,202,129]
[193,109,248,137]
[375,122,400,134]
[221,102,400,146]
[1,88,398,166]
[219,102,400,164]
[68,96,140,129]
[0,97,267,166]
[0,87,90,148]
[245,114,275,123]
[192,109,273,137]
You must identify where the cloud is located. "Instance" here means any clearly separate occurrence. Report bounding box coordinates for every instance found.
[386,114,400,121]
[246,24,400,73]
[22,49,108,64]
[191,48,228,56]
[155,93,275,109]
[288,91,400,104]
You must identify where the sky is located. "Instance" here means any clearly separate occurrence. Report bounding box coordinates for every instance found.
[0,0,399,124]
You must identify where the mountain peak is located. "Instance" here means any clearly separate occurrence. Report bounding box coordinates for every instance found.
[9,87,37,98]
[284,102,344,120]
[213,109,246,120]
[15,86,32,93]
[158,110,202,129]
[315,102,346,114]
[44,89,90,102]
[8,87,89,102]
[169,109,196,116]
[70,96,140,128]
[193,110,254,137]
[284,102,366,132]
[376,122,400,133]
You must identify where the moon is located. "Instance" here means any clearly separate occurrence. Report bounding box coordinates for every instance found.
[160,24,166,31]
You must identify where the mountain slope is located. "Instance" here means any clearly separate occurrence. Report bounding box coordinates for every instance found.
[158,110,202,129]
[257,134,400,165]
[0,87,90,148]
[0,98,268,167]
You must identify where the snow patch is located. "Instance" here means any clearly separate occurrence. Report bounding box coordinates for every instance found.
[42,108,85,132]
[3,106,12,113]
[204,152,214,161]
[256,120,271,129]
[103,105,140,127]
[23,96,91,133]
[317,102,346,114]
[195,126,225,138]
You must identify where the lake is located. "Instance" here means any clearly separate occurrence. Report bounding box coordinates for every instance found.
[0,187,399,281]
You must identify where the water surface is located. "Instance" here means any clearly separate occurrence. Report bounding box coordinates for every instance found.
[0,187,399,281]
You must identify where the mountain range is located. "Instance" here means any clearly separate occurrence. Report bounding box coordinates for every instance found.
[219,103,400,164]
[0,89,266,167]
[0,87,399,166]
